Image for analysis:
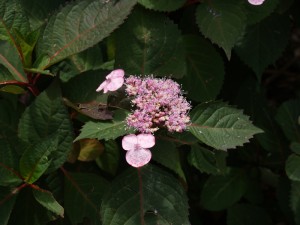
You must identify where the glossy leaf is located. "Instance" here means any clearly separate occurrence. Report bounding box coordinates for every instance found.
[36,0,137,68]
[75,110,131,142]
[196,0,246,58]
[115,7,186,78]
[182,35,224,102]
[64,172,109,225]
[138,0,185,12]
[101,165,189,225]
[188,145,227,175]
[235,14,290,79]
[200,169,248,211]
[18,82,73,173]
[189,101,263,150]
[32,188,64,217]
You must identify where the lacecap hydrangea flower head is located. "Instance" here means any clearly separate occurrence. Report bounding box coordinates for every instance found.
[96,70,191,168]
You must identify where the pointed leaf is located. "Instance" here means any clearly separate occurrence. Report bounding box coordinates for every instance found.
[0,41,27,82]
[138,0,185,12]
[188,144,227,175]
[182,35,224,102]
[115,7,186,78]
[64,172,109,225]
[36,0,137,68]
[101,165,189,225]
[200,169,248,211]
[75,109,131,142]
[189,101,263,150]
[235,14,290,79]
[196,0,246,58]
[32,188,64,217]
[18,82,73,173]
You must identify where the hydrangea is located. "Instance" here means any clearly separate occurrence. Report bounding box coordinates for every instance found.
[96,69,124,93]
[125,76,191,133]
[122,133,155,167]
[248,0,265,5]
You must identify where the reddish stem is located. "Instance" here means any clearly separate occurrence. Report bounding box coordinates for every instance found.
[0,183,28,206]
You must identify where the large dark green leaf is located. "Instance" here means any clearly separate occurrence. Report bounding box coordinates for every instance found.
[138,0,185,12]
[196,0,246,59]
[101,165,189,225]
[18,82,73,173]
[275,99,300,142]
[115,7,186,78]
[64,172,109,225]
[200,169,248,211]
[189,101,263,150]
[0,187,18,225]
[182,35,224,102]
[36,0,137,68]
[235,14,290,80]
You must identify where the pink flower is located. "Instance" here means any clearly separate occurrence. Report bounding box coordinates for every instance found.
[96,69,124,93]
[122,134,155,167]
[248,0,265,5]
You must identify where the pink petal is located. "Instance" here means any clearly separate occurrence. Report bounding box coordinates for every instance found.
[106,69,124,79]
[106,77,124,91]
[122,134,138,151]
[137,134,155,149]
[96,80,107,92]
[126,148,151,167]
[248,0,265,5]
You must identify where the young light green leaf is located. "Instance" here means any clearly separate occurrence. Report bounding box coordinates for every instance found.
[101,165,189,225]
[19,138,57,184]
[188,145,227,175]
[115,7,186,78]
[182,35,224,102]
[196,0,246,59]
[200,169,248,211]
[189,101,263,150]
[32,188,64,217]
[18,82,73,173]
[152,138,186,181]
[0,41,27,82]
[36,0,137,68]
[235,14,290,80]
[75,110,131,142]
[64,172,109,225]
[275,99,300,142]
[138,0,185,12]
[286,154,300,181]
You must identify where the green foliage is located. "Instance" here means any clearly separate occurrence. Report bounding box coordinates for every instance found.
[189,101,263,150]
[138,0,185,12]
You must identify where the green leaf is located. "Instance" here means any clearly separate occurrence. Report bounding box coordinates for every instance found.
[290,181,300,225]
[0,41,27,82]
[291,142,300,155]
[182,35,224,102]
[18,82,73,173]
[0,187,18,225]
[189,101,263,150]
[115,7,186,78]
[286,154,300,181]
[101,165,189,225]
[188,144,227,175]
[200,169,248,211]
[32,188,64,217]
[77,139,104,162]
[152,138,186,181]
[244,0,279,25]
[19,138,57,183]
[0,0,31,41]
[36,0,137,68]
[138,0,185,12]
[275,99,300,142]
[75,109,131,142]
[235,14,290,80]
[196,0,246,59]
[64,172,109,225]
[95,140,120,176]
[227,203,272,225]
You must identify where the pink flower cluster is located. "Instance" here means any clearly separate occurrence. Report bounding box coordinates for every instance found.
[125,76,191,133]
